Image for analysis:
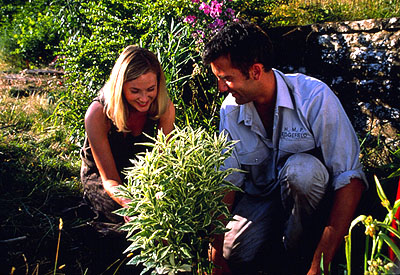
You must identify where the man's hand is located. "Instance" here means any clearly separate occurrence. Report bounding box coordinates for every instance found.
[307,178,365,275]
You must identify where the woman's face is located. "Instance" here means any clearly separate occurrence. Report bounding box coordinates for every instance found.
[122,71,158,113]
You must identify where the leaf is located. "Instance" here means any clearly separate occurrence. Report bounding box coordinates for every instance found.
[203,213,212,227]
[127,254,146,266]
[393,199,400,215]
[180,246,192,259]
[177,264,192,272]
[156,246,171,261]
[374,175,389,205]
[349,215,367,232]
[344,235,352,275]
[376,223,400,240]
[379,232,400,260]
[178,224,195,233]
[388,168,400,179]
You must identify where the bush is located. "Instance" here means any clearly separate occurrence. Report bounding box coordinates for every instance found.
[116,125,241,274]
[0,0,62,68]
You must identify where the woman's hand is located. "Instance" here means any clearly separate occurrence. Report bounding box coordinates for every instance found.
[159,99,175,135]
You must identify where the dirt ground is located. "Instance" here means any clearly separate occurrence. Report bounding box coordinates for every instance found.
[0,69,64,94]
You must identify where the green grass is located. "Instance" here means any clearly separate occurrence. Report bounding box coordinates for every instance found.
[0,82,83,273]
[241,0,400,28]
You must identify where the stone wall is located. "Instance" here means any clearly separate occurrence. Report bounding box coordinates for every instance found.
[267,17,400,169]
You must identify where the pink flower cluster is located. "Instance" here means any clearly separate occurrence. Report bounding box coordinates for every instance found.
[183,15,197,25]
[186,1,236,28]
[184,0,236,47]
[199,1,222,18]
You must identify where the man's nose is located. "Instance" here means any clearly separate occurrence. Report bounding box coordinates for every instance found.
[218,79,228,92]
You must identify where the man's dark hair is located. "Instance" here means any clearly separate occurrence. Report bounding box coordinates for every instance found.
[202,19,274,78]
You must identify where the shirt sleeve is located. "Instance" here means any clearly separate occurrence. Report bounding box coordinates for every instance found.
[305,83,368,190]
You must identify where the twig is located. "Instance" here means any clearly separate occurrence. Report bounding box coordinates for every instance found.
[32,263,40,275]
[54,218,63,275]
[22,254,28,275]
[0,236,27,243]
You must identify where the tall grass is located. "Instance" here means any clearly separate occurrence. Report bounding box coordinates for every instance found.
[0,83,81,273]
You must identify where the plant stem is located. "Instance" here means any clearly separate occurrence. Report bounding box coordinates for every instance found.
[364,236,369,272]
[54,218,63,275]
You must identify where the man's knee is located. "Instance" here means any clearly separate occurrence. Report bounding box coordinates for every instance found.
[279,153,329,197]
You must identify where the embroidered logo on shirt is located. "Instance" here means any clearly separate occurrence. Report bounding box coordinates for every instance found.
[281,127,311,139]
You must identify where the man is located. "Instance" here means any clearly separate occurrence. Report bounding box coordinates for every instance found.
[202,20,367,275]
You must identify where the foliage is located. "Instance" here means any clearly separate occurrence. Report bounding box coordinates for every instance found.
[0,0,62,68]
[0,86,82,273]
[358,132,400,180]
[345,175,400,274]
[54,0,239,143]
[54,0,185,141]
[262,0,400,28]
[115,125,242,274]
[229,0,285,28]
[388,147,400,179]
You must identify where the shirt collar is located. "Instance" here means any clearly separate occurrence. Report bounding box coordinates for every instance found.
[238,101,255,126]
[274,69,294,110]
[237,69,294,125]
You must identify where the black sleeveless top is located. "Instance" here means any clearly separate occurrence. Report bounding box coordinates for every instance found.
[80,97,158,226]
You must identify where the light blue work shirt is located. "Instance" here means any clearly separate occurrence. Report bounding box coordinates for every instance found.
[220,69,367,197]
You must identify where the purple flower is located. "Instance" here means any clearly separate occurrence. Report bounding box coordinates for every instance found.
[225,8,235,18]
[192,0,200,3]
[209,18,225,30]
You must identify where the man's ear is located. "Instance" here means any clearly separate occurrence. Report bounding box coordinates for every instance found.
[250,63,263,80]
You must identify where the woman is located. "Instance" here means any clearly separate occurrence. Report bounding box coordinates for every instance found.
[80,46,175,233]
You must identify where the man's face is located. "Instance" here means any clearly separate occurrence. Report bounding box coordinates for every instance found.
[210,55,256,105]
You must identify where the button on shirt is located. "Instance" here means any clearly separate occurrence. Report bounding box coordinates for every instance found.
[220,69,367,197]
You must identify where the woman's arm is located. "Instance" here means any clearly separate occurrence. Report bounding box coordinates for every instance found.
[84,101,130,207]
[158,99,175,135]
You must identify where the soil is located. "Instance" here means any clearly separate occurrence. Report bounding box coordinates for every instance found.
[0,69,64,95]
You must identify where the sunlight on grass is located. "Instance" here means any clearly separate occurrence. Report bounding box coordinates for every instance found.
[264,0,400,27]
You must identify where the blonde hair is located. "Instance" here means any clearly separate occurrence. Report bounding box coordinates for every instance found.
[103,45,169,132]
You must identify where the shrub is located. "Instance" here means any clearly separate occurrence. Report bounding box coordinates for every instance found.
[0,0,62,68]
[116,125,242,274]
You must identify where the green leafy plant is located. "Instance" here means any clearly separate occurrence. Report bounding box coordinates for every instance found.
[345,175,400,274]
[115,125,241,274]
[388,147,400,179]
[0,0,62,68]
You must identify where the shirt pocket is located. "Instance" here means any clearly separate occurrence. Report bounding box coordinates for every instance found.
[238,145,270,166]
[237,147,275,193]
[278,137,315,154]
